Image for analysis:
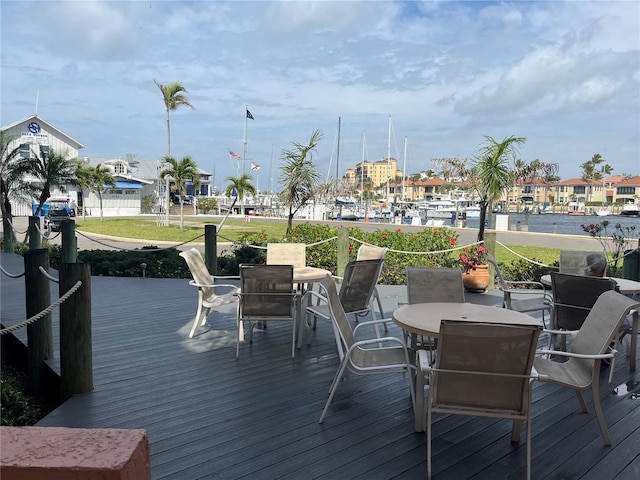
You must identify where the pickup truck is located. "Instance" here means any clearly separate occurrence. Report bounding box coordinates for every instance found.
[43,200,73,231]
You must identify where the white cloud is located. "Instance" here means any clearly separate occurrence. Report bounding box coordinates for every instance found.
[1,0,638,183]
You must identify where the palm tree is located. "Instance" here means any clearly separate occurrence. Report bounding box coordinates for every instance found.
[75,162,94,220]
[12,147,77,216]
[434,136,526,242]
[224,174,256,216]
[472,135,526,241]
[279,130,322,234]
[160,155,199,231]
[154,79,194,157]
[581,153,613,203]
[90,164,116,222]
[1,133,22,250]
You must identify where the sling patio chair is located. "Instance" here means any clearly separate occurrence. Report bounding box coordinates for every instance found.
[356,244,389,321]
[549,271,616,350]
[236,264,297,359]
[317,275,415,424]
[534,290,640,445]
[179,248,240,338]
[303,259,385,359]
[419,319,542,480]
[404,266,465,362]
[487,254,552,328]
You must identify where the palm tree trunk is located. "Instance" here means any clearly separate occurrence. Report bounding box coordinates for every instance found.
[477,200,489,242]
[98,193,104,222]
[180,199,184,231]
[166,109,171,156]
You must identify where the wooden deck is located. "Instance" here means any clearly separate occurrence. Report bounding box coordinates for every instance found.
[1,251,639,480]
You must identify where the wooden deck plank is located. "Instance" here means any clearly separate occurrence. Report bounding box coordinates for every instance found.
[2,251,639,480]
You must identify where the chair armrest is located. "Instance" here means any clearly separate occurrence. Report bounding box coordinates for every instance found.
[417,349,431,373]
[536,348,619,360]
[542,328,577,336]
[352,317,393,336]
[302,289,327,304]
[188,280,240,292]
[503,280,547,290]
[350,335,409,351]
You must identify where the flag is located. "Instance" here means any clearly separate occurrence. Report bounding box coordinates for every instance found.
[246,109,254,120]
[228,149,241,160]
[251,162,261,171]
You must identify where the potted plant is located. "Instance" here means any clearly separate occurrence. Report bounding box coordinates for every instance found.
[459,244,490,292]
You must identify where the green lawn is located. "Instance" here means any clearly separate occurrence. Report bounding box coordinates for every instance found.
[76,218,561,266]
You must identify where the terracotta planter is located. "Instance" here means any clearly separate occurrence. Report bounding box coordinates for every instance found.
[462,264,490,292]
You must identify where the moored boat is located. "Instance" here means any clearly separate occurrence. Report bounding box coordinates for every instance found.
[567,201,586,215]
[595,208,611,217]
[619,202,640,218]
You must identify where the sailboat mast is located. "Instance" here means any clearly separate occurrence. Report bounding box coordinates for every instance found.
[386,115,391,203]
[402,136,407,203]
[336,116,341,184]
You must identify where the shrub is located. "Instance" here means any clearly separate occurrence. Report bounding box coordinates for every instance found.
[197,197,218,214]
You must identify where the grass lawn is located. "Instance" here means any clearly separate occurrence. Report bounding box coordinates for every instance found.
[76,217,562,266]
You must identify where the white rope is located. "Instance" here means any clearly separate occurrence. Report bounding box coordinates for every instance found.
[74,230,204,251]
[495,241,556,267]
[348,236,483,255]
[0,280,83,335]
[6,217,28,235]
[0,265,25,278]
[39,265,59,283]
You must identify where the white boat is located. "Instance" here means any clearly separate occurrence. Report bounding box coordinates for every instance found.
[421,199,457,219]
[619,202,640,218]
[595,208,611,217]
[424,219,445,227]
[464,205,481,218]
[567,201,586,216]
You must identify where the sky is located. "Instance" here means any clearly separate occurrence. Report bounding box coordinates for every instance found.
[2,0,639,191]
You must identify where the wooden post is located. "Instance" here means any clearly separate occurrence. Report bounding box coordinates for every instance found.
[61,220,77,263]
[337,227,349,280]
[205,224,217,275]
[23,248,53,396]
[59,262,93,401]
[3,213,15,252]
[28,216,41,250]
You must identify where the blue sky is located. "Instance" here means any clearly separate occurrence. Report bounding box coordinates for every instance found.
[2,0,639,190]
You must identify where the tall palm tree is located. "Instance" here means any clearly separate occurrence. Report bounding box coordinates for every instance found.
[90,164,116,222]
[279,130,322,234]
[12,147,77,216]
[160,155,199,231]
[224,174,256,216]
[74,162,93,220]
[154,79,194,157]
[581,153,613,203]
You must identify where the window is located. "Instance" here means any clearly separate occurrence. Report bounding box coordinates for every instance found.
[114,163,126,174]
[19,144,30,157]
[573,186,586,194]
[617,186,635,195]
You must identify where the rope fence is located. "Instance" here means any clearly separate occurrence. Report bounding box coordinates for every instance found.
[0,280,82,336]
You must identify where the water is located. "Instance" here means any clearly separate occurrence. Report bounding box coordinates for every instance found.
[463,213,639,236]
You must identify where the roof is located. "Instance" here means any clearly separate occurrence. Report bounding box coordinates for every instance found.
[0,114,84,149]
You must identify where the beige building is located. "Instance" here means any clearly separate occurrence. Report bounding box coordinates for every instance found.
[345,157,402,190]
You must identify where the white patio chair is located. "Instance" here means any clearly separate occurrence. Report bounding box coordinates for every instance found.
[534,290,640,445]
[487,254,552,327]
[179,248,239,338]
[317,275,415,424]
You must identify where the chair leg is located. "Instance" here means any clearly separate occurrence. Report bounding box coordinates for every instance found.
[427,403,433,480]
[575,390,589,413]
[373,288,388,332]
[189,293,206,338]
[591,361,612,445]
[319,357,349,423]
